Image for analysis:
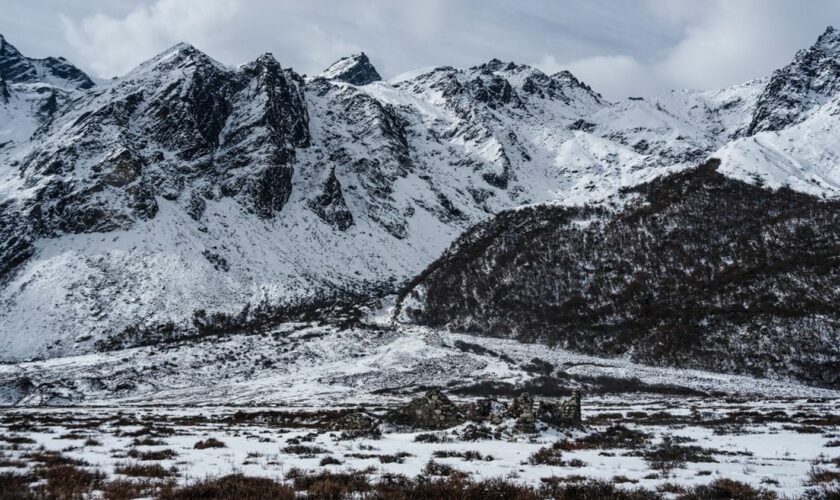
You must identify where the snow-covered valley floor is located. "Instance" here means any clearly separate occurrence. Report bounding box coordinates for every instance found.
[1,325,837,406]
[0,396,838,498]
[1,326,838,497]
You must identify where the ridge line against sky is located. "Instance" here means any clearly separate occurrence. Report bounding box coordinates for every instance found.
[2,0,839,99]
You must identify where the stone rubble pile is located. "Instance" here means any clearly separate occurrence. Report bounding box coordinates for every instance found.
[382,388,582,433]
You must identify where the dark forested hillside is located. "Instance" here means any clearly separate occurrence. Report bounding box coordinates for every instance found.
[398,160,840,388]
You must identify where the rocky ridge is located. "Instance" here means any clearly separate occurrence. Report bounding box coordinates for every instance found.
[0,27,839,369]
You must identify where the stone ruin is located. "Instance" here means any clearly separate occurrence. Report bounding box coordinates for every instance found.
[382,388,582,433]
[384,389,464,429]
[329,410,378,432]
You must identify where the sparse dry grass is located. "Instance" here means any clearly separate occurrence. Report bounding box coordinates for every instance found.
[806,465,840,485]
[319,456,342,466]
[115,462,178,478]
[193,437,226,449]
[423,459,470,480]
[281,444,329,457]
[34,464,105,499]
[433,449,493,461]
[127,448,178,461]
[0,434,35,445]
[160,474,294,500]
[131,437,166,446]
[528,443,566,466]
[677,478,776,500]
[556,425,650,451]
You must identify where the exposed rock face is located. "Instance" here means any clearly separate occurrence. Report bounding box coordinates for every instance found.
[747,26,840,134]
[308,167,354,230]
[3,28,840,368]
[321,53,382,85]
[0,76,9,103]
[0,34,94,90]
[1,44,310,281]
[398,160,840,388]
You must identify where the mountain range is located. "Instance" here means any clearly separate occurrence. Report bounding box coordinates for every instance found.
[1,28,839,388]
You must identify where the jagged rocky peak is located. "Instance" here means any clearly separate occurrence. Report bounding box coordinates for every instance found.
[321,52,382,85]
[250,52,282,70]
[0,33,94,90]
[0,33,32,82]
[127,42,226,79]
[552,70,602,98]
[815,25,840,51]
[746,25,840,134]
[475,58,520,73]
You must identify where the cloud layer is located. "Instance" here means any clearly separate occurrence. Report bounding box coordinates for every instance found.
[2,0,838,99]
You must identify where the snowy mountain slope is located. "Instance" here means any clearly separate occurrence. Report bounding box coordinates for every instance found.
[320,52,382,85]
[1,323,836,406]
[0,35,93,150]
[396,160,840,388]
[716,94,840,197]
[1,27,839,364]
[746,26,840,135]
[714,25,840,196]
[0,34,94,91]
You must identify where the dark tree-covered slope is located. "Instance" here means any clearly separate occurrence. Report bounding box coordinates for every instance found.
[398,160,840,388]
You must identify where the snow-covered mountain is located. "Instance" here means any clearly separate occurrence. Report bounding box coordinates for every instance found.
[396,159,840,388]
[1,27,839,365]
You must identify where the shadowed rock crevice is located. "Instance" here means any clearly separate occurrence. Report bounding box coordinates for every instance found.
[309,167,354,230]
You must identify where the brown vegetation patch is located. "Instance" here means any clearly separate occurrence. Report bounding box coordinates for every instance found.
[556,425,649,451]
[286,467,373,498]
[193,438,226,449]
[115,462,178,478]
[160,474,294,500]
[33,464,105,499]
[127,448,178,461]
[433,450,494,461]
[806,466,840,485]
[423,460,469,479]
[677,479,776,500]
[281,444,329,456]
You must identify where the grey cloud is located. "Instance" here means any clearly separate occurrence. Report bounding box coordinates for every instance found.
[1,0,838,99]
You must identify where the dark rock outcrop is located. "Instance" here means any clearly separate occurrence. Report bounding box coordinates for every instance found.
[746,26,840,134]
[0,76,8,103]
[321,53,382,86]
[0,33,94,90]
[309,167,354,230]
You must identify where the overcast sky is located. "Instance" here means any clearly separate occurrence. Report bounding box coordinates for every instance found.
[1,0,838,99]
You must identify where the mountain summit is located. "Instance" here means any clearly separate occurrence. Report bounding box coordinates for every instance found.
[1,29,840,384]
[0,33,94,90]
[746,25,840,134]
[321,52,382,85]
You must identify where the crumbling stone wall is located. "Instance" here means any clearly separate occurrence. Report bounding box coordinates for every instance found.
[328,410,378,431]
[384,388,582,432]
[509,392,537,433]
[384,389,465,429]
[537,389,582,426]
